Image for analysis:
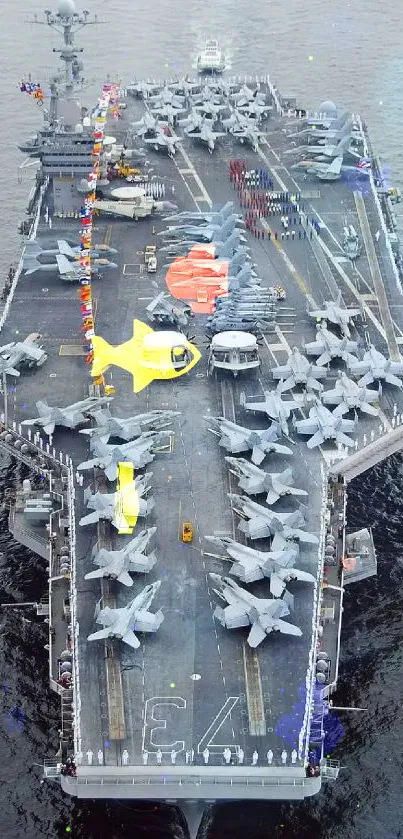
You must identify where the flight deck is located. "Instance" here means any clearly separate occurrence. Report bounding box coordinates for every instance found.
[4,69,403,814]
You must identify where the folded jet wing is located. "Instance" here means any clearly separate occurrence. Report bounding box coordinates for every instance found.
[87,581,164,649]
[79,408,179,443]
[78,430,171,481]
[84,527,157,586]
[21,395,113,435]
[205,416,293,464]
[225,459,307,505]
[209,574,302,647]
[241,384,303,436]
[322,371,379,416]
[272,347,327,392]
[309,297,361,338]
[304,322,358,366]
[347,345,403,388]
[294,400,356,448]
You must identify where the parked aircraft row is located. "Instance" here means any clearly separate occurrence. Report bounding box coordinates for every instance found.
[130,80,272,155]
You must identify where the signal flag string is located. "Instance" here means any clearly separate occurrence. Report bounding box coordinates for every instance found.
[78,82,120,369]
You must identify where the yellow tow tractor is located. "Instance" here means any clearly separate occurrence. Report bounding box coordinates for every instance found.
[182,521,194,543]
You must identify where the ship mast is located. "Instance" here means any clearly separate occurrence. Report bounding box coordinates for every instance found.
[32,0,98,126]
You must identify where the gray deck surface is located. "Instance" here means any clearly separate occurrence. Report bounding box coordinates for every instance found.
[5,87,403,779]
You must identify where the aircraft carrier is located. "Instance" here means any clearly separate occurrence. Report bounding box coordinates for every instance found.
[3,1,403,836]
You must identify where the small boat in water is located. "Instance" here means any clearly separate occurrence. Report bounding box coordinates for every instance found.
[196,39,225,73]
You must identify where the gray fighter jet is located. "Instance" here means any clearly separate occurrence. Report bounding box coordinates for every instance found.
[146,292,194,331]
[79,475,154,529]
[272,347,327,392]
[347,345,403,388]
[131,112,160,136]
[309,296,361,338]
[84,528,157,586]
[241,384,303,436]
[287,113,352,139]
[160,215,237,244]
[205,536,314,595]
[21,396,113,436]
[78,430,171,480]
[178,109,204,132]
[143,130,181,157]
[294,400,356,448]
[291,156,344,181]
[163,201,234,225]
[149,84,185,107]
[285,133,351,161]
[151,103,186,124]
[228,495,319,543]
[225,459,308,505]
[79,408,179,443]
[0,334,47,375]
[205,416,293,465]
[209,574,302,647]
[322,371,379,416]
[232,84,266,107]
[159,229,246,258]
[23,250,118,278]
[304,321,358,366]
[87,581,163,649]
[24,238,118,260]
[185,119,227,153]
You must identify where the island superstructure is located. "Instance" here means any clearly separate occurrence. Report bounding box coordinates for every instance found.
[3,2,403,837]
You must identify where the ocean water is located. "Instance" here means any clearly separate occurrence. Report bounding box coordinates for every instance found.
[0,0,403,836]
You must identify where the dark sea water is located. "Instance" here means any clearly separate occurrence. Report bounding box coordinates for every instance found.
[1,0,403,836]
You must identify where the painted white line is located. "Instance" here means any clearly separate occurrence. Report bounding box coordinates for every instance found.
[176,146,212,208]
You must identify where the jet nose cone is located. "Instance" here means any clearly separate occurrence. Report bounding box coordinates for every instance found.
[151,580,161,592]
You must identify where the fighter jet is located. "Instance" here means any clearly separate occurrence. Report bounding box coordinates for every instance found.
[294,400,356,448]
[84,528,157,586]
[272,347,327,392]
[232,84,266,107]
[79,408,179,443]
[178,109,204,132]
[163,202,234,225]
[292,156,371,182]
[185,119,227,153]
[151,103,186,124]
[347,345,403,388]
[79,475,154,528]
[291,156,344,181]
[205,536,314,595]
[209,574,302,647]
[308,296,361,338]
[225,459,308,506]
[24,238,118,260]
[229,495,318,543]
[131,112,160,136]
[21,396,113,436]
[241,384,303,436]
[143,130,181,157]
[127,80,162,98]
[322,371,379,416]
[0,334,47,375]
[304,321,358,366]
[205,416,293,465]
[77,430,171,480]
[149,84,185,107]
[160,215,238,244]
[285,133,352,161]
[87,581,164,649]
[287,113,352,139]
[146,292,194,331]
[159,229,247,258]
[23,250,117,278]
